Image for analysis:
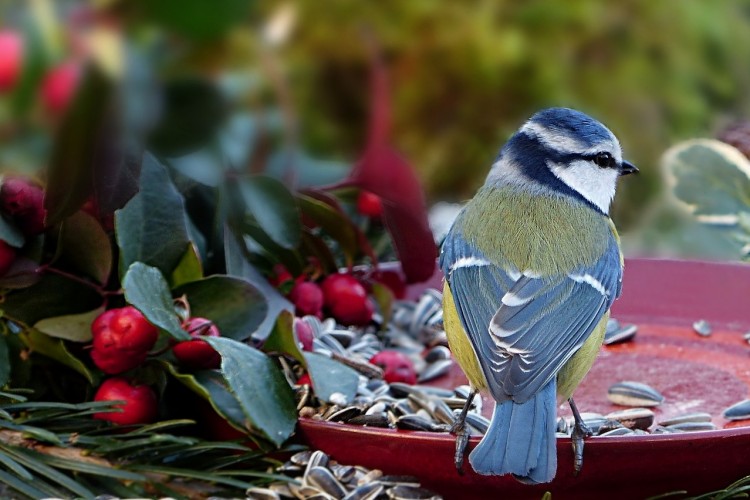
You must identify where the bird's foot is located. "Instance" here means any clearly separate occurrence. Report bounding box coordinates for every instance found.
[568,397,592,476]
[450,389,478,475]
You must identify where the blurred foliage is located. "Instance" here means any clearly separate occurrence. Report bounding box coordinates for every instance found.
[281,0,750,230]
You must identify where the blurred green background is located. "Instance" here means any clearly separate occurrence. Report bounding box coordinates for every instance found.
[4,0,750,259]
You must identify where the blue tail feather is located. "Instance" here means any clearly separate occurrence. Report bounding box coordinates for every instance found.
[469,380,557,483]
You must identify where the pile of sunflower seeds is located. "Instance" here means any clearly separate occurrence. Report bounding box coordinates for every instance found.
[247,450,442,500]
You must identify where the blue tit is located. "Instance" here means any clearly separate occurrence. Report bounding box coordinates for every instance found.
[439,108,637,483]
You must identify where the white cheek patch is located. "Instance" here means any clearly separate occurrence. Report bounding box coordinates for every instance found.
[522,122,623,163]
[549,159,619,214]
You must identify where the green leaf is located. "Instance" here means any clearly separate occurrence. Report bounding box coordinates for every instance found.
[173,276,267,341]
[262,311,304,364]
[10,15,48,117]
[18,330,98,385]
[0,468,50,499]
[0,335,9,387]
[116,153,190,277]
[240,176,302,250]
[123,262,189,341]
[223,225,293,340]
[165,363,250,434]
[370,282,393,329]
[45,63,114,226]
[297,194,360,265]
[33,307,104,343]
[664,139,750,223]
[170,243,204,288]
[0,214,24,249]
[60,211,113,284]
[0,274,103,326]
[135,0,253,41]
[204,337,297,446]
[303,352,360,405]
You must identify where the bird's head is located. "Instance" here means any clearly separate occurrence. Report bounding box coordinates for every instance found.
[487,107,637,214]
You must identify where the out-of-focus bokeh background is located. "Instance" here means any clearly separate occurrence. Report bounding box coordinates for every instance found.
[3,0,750,260]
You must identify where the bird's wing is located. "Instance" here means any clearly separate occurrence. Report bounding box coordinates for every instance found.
[441,231,621,404]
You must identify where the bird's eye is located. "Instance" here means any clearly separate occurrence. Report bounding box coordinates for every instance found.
[593,152,614,168]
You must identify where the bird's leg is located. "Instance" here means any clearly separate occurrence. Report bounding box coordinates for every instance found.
[568,397,592,475]
[450,388,477,474]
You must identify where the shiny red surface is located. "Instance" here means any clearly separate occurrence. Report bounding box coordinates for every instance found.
[297,259,750,499]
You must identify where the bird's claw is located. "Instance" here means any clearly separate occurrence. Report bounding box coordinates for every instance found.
[451,420,470,474]
[571,420,592,475]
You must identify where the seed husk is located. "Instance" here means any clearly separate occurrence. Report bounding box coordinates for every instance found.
[605,408,655,430]
[424,345,452,363]
[464,412,491,435]
[666,422,717,432]
[387,485,442,500]
[306,466,348,499]
[379,475,421,487]
[417,359,453,383]
[693,319,712,337]
[327,406,363,423]
[657,412,712,426]
[723,399,750,421]
[598,427,634,437]
[607,381,664,407]
[246,486,281,500]
[604,323,638,345]
[347,413,390,428]
[343,482,384,500]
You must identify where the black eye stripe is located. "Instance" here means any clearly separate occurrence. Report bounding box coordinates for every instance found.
[584,152,616,168]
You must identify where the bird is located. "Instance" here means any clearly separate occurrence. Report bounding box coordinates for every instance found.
[439,107,637,483]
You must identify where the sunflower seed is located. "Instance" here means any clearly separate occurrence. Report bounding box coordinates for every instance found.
[380,475,421,487]
[723,399,750,421]
[658,412,712,426]
[693,319,712,337]
[598,427,634,437]
[464,412,490,435]
[396,415,448,432]
[604,323,638,345]
[607,381,664,407]
[343,482,384,500]
[744,331,750,345]
[666,422,717,432]
[424,345,452,363]
[417,359,453,383]
[291,451,313,466]
[605,408,655,430]
[387,485,442,500]
[304,451,330,476]
[347,413,390,428]
[327,407,363,422]
[356,469,383,486]
[306,466,348,499]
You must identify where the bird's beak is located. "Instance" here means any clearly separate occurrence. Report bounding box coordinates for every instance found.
[619,160,639,176]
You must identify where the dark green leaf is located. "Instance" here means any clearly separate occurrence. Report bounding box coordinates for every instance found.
[240,176,302,250]
[165,363,249,434]
[0,468,50,499]
[0,274,103,326]
[33,307,104,343]
[0,215,24,248]
[149,78,226,155]
[243,220,305,276]
[300,229,337,274]
[223,225,293,340]
[173,275,267,341]
[128,465,254,489]
[0,336,8,387]
[18,330,98,385]
[170,243,203,288]
[304,352,359,405]
[297,194,360,265]
[0,450,33,480]
[0,445,94,498]
[370,282,393,329]
[0,258,41,289]
[205,337,297,446]
[135,0,253,41]
[262,311,304,364]
[60,212,113,284]
[122,262,189,340]
[45,63,113,226]
[116,154,190,277]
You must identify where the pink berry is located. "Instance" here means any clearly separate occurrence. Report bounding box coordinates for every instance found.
[369,350,417,384]
[321,273,374,326]
[172,317,221,370]
[0,240,15,276]
[293,318,314,352]
[41,62,79,116]
[357,191,383,218]
[0,177,46,236]
[90,306,159,374]
[0,31,22,92]
[93,377,158,425]
[289,281,324,317]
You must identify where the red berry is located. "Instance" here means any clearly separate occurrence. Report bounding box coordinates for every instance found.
[371,270,407,300]
[297,373,312,386]
[293,318,314,351]
[93,377,158,425]
[0,177,46,236]
[172,317,221,370]
[90,306,159,374]
[269,264,294,289]
[369,350,417,385]
[0,31,22,92]
[41,62,79,116]
[357,191,383,218]
[0,240,16,276]
[289,281,324,317]
[321,273,374,326]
